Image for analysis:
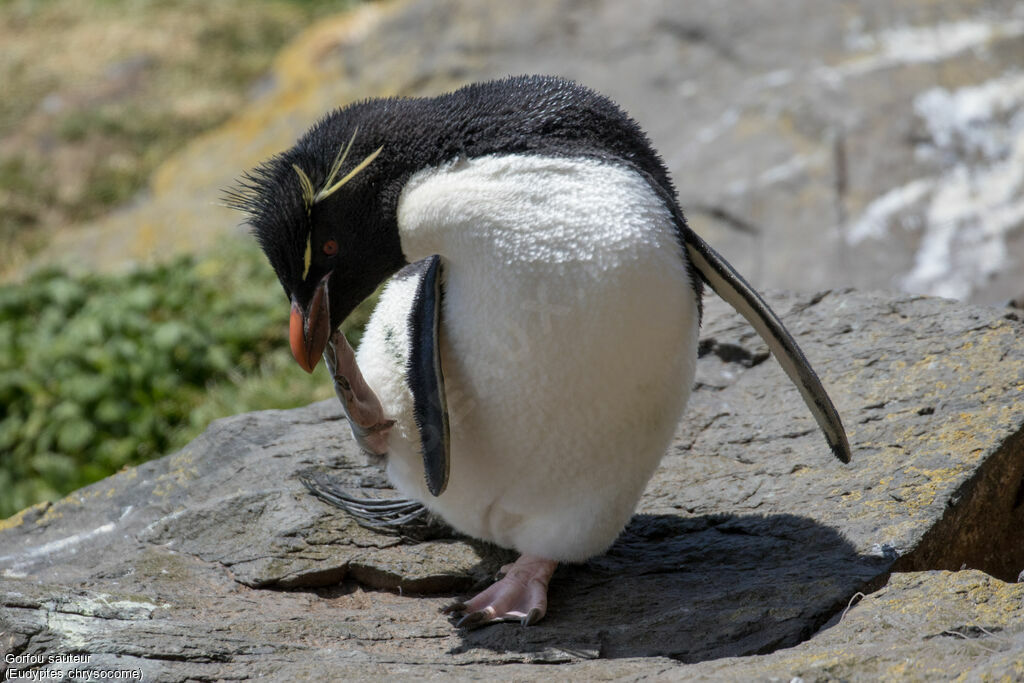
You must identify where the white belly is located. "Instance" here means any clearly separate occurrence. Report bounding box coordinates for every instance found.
[357,155,699,562]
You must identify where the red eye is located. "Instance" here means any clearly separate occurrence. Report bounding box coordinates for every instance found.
[322,239,339,256]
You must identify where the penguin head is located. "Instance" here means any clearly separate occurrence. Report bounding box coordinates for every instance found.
[229,109,408,373]
[229,75,678,373]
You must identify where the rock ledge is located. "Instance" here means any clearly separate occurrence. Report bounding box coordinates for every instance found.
[2,289,1022,680]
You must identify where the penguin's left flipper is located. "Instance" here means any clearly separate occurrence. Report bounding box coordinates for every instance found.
[324,330,395,457]
[683,227,852,463]
[407,255,451,497]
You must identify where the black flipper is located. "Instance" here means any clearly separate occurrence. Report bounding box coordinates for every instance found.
[683,227,852,463]
[407,254,451,495]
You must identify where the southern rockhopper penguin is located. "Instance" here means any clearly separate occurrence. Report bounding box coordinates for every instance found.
[229,75,851,628]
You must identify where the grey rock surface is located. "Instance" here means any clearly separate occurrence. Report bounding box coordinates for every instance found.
[2,289,1022,679]
[28,0,1024,307]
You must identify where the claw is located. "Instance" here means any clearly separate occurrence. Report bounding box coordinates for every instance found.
[522,607,543,626]
[441,601,467,614]
[457,610,490,629]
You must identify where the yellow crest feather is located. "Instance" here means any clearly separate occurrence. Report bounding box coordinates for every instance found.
[292,127,384,281]
[320,127,359,198]
[316,145,384,203]
[302,233,312,280]
[292,164,315,211]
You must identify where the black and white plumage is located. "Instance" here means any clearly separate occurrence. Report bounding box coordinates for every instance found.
[231,75,850,628]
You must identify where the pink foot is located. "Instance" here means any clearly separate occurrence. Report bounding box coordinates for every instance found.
[325,331,394,455]
[443,554,558,628]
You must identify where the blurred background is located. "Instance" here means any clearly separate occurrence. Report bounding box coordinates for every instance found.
[1,0,1022,517]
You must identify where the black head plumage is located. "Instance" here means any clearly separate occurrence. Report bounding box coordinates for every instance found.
[227,74,696,323]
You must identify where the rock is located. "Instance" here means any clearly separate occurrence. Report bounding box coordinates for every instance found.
[2,289,1022,678]
[16,0,1024,306]
[690,570,1024,680]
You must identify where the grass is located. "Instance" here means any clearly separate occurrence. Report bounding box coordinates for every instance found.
[0,238,378,519]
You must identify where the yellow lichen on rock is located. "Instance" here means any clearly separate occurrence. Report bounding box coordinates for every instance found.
[152,450,201,497]
[0,500,51,532]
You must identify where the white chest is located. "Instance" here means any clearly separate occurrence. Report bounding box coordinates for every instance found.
[367,154,700,561]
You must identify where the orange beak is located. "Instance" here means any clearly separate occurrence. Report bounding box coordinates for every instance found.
[289,273,331,373]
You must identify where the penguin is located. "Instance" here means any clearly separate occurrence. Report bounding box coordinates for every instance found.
[229,75,850,629]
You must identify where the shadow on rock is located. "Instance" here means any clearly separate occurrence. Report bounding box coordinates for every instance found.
[447,512,887,664]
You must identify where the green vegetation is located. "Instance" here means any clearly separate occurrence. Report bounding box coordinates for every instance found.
[0,1,370,517]
[0,240,376,519]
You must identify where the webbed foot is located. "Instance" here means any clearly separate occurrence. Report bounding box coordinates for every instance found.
[443,554,557,628]
[324,330,394,456]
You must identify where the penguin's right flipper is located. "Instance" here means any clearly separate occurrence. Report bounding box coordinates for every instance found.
[683,227,851,463]
[407,255,452,497]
